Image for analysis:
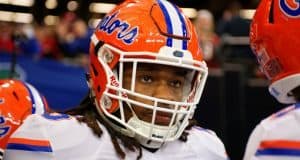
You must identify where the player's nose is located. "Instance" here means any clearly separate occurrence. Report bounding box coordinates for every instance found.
[153,81,176,104]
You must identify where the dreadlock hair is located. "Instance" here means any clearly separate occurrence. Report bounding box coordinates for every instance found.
[65,91,200,160]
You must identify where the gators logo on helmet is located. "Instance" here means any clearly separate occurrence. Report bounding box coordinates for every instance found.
[279,0,300,17]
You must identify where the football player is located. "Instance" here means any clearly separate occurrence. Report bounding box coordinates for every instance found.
[243,0,300,159]
[4,0,228,159]
[0,79,48,159]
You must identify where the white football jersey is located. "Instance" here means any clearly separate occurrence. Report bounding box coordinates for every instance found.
[4,113,228,160]
[243,103,300,160]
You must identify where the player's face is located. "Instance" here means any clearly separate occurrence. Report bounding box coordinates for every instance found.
[123,63,186,126]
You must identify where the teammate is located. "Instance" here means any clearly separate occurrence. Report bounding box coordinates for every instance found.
[0,79,48,159]
[243,0,300,159]
[4,0,228,159]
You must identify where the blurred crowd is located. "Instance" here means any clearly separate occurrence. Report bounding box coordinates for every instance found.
[0,12,93,68]
[193,1,260,78]
[0,1,261,78]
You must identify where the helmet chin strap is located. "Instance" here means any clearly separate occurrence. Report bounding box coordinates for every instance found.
[89,77,179,147]
[88,83,135,137]
[95,96,180,149]
[127,116,179,149]
[94,97,136,137]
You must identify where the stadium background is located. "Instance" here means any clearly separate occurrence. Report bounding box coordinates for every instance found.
[0,0,283,159]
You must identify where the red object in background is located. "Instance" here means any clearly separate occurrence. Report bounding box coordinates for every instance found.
[0,36,14,54]
[40,35,62,59]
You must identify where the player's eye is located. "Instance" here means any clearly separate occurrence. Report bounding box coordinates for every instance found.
[140,75,153,83]
[170,80,182,88]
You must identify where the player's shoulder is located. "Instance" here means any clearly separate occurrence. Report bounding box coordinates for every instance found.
[189,126,220,142]
[5,112,110,159]
[269,103,300,119]
[261,103,300,127]
[5,113,75,155]
[244,103,300,160]
[7,112,80,140]
[27,112,74,122]
[20,112,76,129]
[187,125,228,159]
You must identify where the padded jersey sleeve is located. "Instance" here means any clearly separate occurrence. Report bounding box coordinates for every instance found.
[243,122,265,160]
[243,105,300,160]
[3,113,84,160]
[189,126,229,160]
[3,113,57,160]
[4,113,109,160]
